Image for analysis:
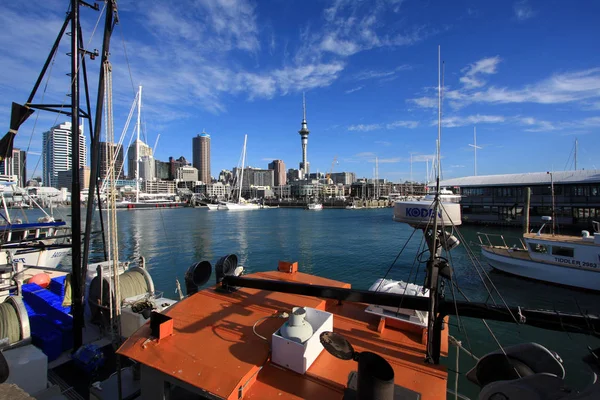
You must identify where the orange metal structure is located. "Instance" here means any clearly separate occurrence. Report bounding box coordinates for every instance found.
[118,268,448,399]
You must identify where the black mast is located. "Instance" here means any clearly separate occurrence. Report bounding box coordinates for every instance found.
[70,0,84,350]
[82,1,117,283]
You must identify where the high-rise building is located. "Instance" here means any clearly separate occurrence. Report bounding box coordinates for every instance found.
[127,139,152,179]
[99,142,124,181]
[268,160,286,186]
[169,156,189,180]
[155,159,170,180]
[175,165,198,182]
[298,93,310,178]
[233,167,274,188]
[139,155,155,182]
[42,122,86,188]
[58,166,90,190]
[0,148,26,187]
[330,172,356,185]
[193,132,211,184]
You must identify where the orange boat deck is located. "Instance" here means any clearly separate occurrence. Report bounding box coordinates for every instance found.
[117,269,448,399]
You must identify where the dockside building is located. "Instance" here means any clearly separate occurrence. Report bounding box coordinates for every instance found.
[437,170,600,230]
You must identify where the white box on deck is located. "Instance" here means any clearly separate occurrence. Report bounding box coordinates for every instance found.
[4,344,48,395]
[120,297,178,337]
[271,307,333,374]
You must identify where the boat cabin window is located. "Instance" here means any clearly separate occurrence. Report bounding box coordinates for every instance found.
[529,243,548,254]
[551,246,574,258]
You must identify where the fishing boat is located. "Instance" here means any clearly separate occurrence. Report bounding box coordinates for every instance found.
[479,217,600,290]
[0,2,179,398]
[0,181,71,269]
[114,46,600,400]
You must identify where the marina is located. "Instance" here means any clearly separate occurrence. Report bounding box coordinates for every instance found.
[54,207,600,398]
[0,0,599,399]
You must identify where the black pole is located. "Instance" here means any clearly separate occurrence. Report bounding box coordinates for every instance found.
[82,0,114,275]
[70,0,83,351]
[26,16,70,105]
[222,276,600,340]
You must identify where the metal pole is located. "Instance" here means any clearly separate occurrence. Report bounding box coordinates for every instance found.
[523,187,531,235]
[550,173,556,235]
[70,0,83,351]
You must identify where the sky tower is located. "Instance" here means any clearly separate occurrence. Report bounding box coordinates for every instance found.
[298,93,310,178]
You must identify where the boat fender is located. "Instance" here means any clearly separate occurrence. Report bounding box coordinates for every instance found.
[28,273,51,288]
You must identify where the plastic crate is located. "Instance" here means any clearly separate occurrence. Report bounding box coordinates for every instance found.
[72,344,105,374]
[49,276,67,297]
[29,315,63,361]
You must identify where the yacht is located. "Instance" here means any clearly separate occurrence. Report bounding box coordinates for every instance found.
[479,218,600,290]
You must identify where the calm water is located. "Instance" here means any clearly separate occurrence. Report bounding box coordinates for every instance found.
[30,206,600,398]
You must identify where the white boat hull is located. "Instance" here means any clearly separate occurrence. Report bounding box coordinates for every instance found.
[306,204,323,210]
[222,202,260,211]
[8,247,71,269]
[481,247,600,291]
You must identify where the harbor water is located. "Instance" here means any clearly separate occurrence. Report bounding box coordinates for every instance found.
[35,207,600,398]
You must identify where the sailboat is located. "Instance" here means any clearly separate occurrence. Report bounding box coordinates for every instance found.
[112,86,186,210]
[221,135,260,211]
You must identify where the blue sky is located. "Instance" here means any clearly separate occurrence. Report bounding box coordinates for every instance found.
[1,0,599,183]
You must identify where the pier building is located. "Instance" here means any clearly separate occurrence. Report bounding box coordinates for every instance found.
[438,170,600,230]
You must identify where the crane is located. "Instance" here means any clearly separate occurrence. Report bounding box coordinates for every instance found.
[153,133,160,155]
[325,155,338,183]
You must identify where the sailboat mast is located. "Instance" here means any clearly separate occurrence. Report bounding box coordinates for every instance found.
[575,138,578,170]
[424,45,444,364]
[239,135,247,203]
[136,86,142,204]
[70,0,84,350]
[474,127,477,176]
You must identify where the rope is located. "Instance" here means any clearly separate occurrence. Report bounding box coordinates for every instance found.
[118,270,149,302]
[449,335,479,361]
[0,302,21,344]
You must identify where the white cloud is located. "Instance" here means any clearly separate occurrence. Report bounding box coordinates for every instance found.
[375,140,392,146]
[354,65,412,81]
[514,1,535,21]
[348,124,381,132]
[386,120,419,129]
[348,120,418,131]
[410,55,600,111]
[459,56,501,88]
[439,115,506,128]
[345,86,364,94]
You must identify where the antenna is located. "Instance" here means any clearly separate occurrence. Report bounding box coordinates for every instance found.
[302,92,306,122]
[468,126,482,176]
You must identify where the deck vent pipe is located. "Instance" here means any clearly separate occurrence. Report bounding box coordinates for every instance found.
[356,351,395,400]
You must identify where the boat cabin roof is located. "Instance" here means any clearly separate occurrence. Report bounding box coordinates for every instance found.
[524,232,599,246]
[117,270,448,399]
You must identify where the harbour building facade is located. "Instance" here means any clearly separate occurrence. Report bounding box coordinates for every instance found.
[268,160,286,186]
[99,142,124,181]
[437,170,600,230]
[193,132,211,184]
[0,148,26,186]
[127,139,152,179]
[43,122,87,189]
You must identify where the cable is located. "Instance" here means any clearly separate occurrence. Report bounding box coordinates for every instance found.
[252,312,290,342]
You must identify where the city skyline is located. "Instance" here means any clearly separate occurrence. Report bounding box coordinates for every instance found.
[1,1,599,182]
